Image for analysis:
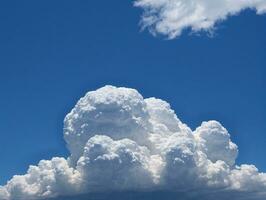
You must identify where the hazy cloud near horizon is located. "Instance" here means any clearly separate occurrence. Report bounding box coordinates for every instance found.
[1,86,266,200]
[134,0,266,38]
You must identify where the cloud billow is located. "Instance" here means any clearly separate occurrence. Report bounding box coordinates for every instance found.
[1,86,266,200]
[134,0,266,39]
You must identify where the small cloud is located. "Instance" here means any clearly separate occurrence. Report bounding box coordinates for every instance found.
[134,0,266,39]
[1,85,266,199]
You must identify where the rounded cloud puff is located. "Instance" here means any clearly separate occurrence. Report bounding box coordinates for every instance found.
[194,121,238,166]
[1,158,82,199]
[77,135,154,191]
[1,86,266,200]
[64,86,151,164]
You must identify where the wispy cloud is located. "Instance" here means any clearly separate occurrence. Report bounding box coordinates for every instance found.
[1,86,266,199]
[134,0,266,39]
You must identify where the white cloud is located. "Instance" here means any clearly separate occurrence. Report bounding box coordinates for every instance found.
[63,86,151,165]
[134,0,266,39]
[1,158,82,199]
[76,135,154,191]
[194,121,238,167]
[1,85,266,199]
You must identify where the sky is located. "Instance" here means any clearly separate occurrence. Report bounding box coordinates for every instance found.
[0,0,266,199]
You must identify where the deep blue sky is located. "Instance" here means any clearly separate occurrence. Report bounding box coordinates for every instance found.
[0,0,265,185]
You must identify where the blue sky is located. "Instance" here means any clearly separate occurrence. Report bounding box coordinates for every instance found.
[0,0,265,188]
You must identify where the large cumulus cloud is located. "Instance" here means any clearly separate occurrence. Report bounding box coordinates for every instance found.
[134,0,266,39]
[1,85,266,200]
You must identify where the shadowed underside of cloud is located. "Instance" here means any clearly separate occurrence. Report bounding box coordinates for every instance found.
[134,0,266,39]
[1,86,266,200]
[48,190,266,200]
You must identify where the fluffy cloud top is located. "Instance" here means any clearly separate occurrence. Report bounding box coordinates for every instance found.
[134,0,266,38]
[1,86,266,200]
